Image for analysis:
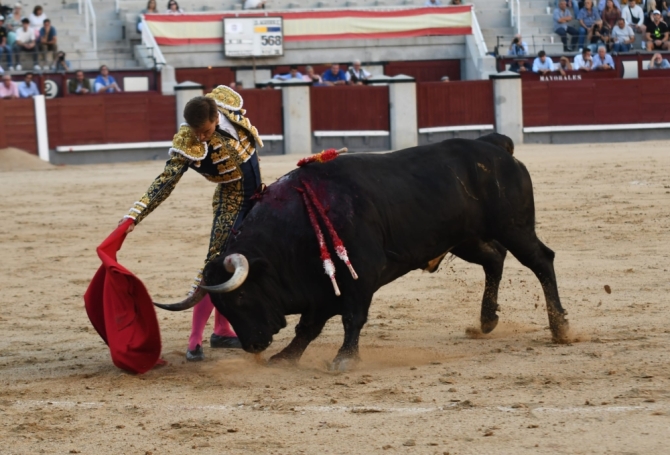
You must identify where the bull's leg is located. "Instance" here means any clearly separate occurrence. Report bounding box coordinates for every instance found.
[331,299,371,371]
[452,239,507,334]
[268,314,329,365]
[497,232,570,343]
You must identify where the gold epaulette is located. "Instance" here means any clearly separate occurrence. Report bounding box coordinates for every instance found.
[221,109,264,149]
[169,125,207,161]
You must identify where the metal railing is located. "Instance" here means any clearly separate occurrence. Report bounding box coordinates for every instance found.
[140,16,167,69]
[471,6,488,57]
[509,0,521,36]
[78,0,98,51]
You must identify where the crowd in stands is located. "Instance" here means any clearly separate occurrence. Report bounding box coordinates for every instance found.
[547,0,670,53]
[0,3,65,72]
[271,61,374,86]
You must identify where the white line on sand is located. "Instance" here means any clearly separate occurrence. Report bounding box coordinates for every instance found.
[9,400,660,416]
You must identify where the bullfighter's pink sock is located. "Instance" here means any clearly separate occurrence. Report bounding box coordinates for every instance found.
[213,309,237,338]
[188,295,237,351]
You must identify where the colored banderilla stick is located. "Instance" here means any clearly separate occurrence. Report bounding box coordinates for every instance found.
[301,180,358,280]
[298,189,341,296]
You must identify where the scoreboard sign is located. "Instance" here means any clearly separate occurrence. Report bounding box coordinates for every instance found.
[223,17,284,57]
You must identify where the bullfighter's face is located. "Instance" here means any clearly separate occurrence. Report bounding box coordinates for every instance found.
[191,117,218,143]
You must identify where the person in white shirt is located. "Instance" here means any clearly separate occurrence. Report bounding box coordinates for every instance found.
[244,0,266,9]
[29,5,46,38]
[532,50,554,74]
[611,17,635,52]
[622,0,647,34]
[573,47,594,70]
[165,0,183,13]
[12,18,39,70]
[347,60,371,85]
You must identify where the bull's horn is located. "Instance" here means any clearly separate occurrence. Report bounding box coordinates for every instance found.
[154,287,206,312]
[199,254,249,293]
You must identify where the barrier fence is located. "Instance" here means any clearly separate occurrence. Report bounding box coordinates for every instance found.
[0,99,38,154]
[417,80,494,129]
[310,85,390,132]
[46,93,176,148]
[522,78,670,127]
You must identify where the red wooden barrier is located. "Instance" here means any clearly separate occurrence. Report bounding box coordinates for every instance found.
[310,85,389,131]
[238,89,283,135]
[416,81,494,129]
[176,67,236,90]
[522,78,670,127]
[0,99,38,154]
[520,70,618,81]
[46,93,176,148]
[385,60,461,82]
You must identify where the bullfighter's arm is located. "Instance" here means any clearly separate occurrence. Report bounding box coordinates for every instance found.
[123,154,190,224]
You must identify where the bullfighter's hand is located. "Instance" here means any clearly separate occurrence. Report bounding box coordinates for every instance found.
[118,218,135,233]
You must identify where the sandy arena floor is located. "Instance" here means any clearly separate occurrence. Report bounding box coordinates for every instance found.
[0,142,669,454]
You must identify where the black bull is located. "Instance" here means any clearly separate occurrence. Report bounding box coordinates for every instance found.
[157,134,570,369]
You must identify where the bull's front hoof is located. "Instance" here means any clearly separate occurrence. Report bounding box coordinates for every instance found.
[328,357,358,372]
[267,353,299,368]
[550,318,571,344]
[480,315,499,334]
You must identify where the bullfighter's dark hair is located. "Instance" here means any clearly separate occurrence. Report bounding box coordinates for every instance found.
[184,96,218,128]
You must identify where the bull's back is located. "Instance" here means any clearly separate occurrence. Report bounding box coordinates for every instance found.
[292,139,530,270]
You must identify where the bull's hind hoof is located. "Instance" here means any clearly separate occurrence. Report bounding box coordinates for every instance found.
[328,357,358,372]
[480,316,499,334]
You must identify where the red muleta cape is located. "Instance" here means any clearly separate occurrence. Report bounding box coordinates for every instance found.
[84,219,162,374]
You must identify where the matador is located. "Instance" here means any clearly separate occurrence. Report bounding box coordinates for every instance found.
[121,85,263,361]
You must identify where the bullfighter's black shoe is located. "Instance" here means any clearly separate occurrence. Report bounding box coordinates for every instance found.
[210,334,243,349]
[186,344,205,361]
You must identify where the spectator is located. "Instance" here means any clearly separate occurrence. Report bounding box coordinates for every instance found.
[244,0,266,9]
[274,65,303,80]
[38,18,56,68]
[557,55,573,75]
[578,0,603,50]
[302,65,323,85]
[648,51,670,68]
[54,51,70,73]
[601,0,621,29]
[592,45,615,68]
[509,58,532,72]
[235,80,243,89]
[0,15,13,71]
[137,0,158,33]
[13,17,37,70]
[17,71,38,97]
[347,59,371,84]
[554,0,579,51]
[597,0,620,9]
[29,5,46,38]
[573,47,594,70]
[424,0,442,5]
[622,0,646,34]
[451,0,462,4]
[322,63,347,85]
[611,17,634,51]
[166,0,183,13]
[590,21,612,51]
[94,65,122,93]
[7,3,23,35]
[0,73,18,98]
[646,10,670,49]
[508,34,529,55]
[532,50,554,74]
[229,81,237,89]
[441,75,450,81]
[68,70,91,94]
